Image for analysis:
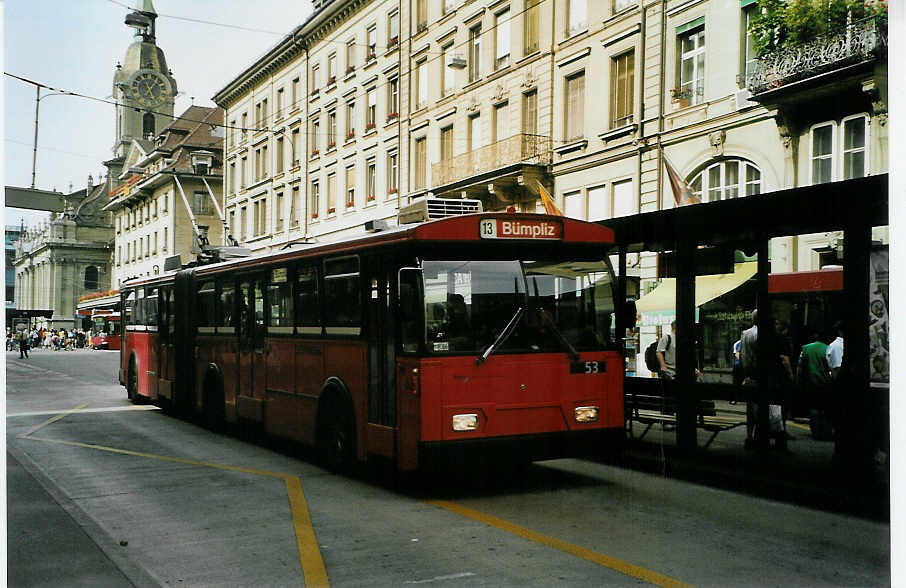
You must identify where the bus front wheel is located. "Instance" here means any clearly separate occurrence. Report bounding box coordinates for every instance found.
[127,359,138,404]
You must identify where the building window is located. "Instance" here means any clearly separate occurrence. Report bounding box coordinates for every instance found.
[308,122,317,157]
[388,77,400,118]
[611,51,634,128]
[346,166,356,208]
[414,137,427,190]
[259,198,267,235]
[291,185,301,226]
[84,266,99,291]
[612,179,636,218]
[495,9,510,70]
[241,156,247,189]
[678,23,705,105]
[741,5,758,85]
[842,115,868,180]
[117,246,122,266]
[161,193,168,213]
[494,102,508,143]
[311,181,320,218]
[366,159,376,201]
[327,173,336,214]
[441,125,454,162]
[522,91,537,135]
[389,10,400,46]
[565,71,585,141]
[810,123,835,185]
[276,137,284,174]
[153,232,157,254]
[346,101,356,139]
[416,59,428,109]
[327,111,337,148]
[193,191,212,215]
[524,0,540,55]
[229,210,236,238]
[276,88,284,118]
[690,159,762,201]
[366,88,377,130]
[229,162,236,194]
[292,77,300,109]
[327,54,337,84]
[143,112,155,137]
[312,64,320,90]
[261,99,268,127]
[441,44,455,97]
[469,25,482,83]
[276,192,284,231]
[230,119,237,147]
[387,151,399,196]
[241,112,248,141]
[416,0,427,32]
[367,26,377,61]
[346,40,356,74]
[567,0,587,36]
[292,128,301,165]
[469,114,481,151]
[116,217,121,234]
[163,227,168,251]
[240,207,248,240]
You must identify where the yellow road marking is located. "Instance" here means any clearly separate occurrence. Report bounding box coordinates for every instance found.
[428,500,694,588]
[18,403,90,438]
[19,407,329,587]
[788,421,811,432]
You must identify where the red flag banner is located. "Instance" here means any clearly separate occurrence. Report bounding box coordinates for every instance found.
[663,154,701,206]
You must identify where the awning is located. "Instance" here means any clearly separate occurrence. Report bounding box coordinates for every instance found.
[635,262,757,313]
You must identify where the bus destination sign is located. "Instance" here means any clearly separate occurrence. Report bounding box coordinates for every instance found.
[479,218,563,240]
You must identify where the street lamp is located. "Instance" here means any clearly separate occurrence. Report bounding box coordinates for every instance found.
[31,88,73,189]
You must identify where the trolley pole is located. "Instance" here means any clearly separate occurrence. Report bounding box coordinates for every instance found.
[31,86,40,189]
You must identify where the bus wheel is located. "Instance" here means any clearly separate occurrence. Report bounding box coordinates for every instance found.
[320,397,355,473]
[203,372,225,433]
[127,359,139,404]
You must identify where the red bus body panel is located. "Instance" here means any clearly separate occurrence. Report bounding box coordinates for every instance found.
[124,331,156,400]
[768,269,843,294]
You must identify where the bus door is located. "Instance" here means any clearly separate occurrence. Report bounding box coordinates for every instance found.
[238,274,267,423]
[365,257,397,457]
[157,286,175,402]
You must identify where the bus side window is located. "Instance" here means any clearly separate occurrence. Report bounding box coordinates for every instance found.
[219,279,235,330]
[295,265,320,334]
[398,268,422,354]
[197,281,216,330]
[324,256,360,331]
[159,287,169,343]
[135,289,145,326]
[268,267,292,328]
[146,288,158,327]
[124,291,135,326]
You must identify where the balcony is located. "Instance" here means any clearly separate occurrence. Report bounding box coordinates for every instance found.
[746,16,886,104]
[430,134,552,208]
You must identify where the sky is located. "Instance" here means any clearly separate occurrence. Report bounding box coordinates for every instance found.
[3,0,313,229]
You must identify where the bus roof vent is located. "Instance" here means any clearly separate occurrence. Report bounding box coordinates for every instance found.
[398,197,483,224]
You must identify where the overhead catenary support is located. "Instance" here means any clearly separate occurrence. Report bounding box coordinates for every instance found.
[171,174,208,250]
[200,176,238,246]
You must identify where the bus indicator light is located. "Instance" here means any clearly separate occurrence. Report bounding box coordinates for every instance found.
[574,406,599,423]
[479,218,562,240]
[452,413,479,431]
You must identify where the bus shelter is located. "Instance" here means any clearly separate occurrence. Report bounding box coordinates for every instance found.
[602,174,888,475]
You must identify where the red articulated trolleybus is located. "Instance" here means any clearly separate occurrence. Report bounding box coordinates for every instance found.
[119,210,626,472]
[91,311,121,350]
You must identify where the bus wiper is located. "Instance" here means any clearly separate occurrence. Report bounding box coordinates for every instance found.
[476,307,524,366]
[538,309,580,363]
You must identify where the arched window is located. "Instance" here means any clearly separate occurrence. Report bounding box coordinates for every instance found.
[143,112,155,137]
[689,159,762,203]
[84,266,99,291]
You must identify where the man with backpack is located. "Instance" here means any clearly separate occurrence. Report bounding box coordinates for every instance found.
[655,321,676,379]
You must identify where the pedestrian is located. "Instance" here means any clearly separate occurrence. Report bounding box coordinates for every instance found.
[731,338,743,403]
[797,331,833,440]
[18,329,29,359]
[739,310,789,450]
[826,321,844,379]
[655,321,677,380]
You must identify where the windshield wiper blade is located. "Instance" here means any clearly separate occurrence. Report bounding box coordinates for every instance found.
[538,309,580,362]
[476,307,524,366]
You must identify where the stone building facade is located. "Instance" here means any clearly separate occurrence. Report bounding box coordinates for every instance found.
[213,0,887,265]
[13,180,115,330]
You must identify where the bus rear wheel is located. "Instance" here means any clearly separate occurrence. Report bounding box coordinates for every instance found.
[319,396,355,473]
[203,372,225,433]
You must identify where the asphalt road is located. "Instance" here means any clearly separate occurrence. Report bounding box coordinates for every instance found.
[6,348,891,587]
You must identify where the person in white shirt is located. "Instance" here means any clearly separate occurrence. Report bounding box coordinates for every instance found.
[826,321,844,379]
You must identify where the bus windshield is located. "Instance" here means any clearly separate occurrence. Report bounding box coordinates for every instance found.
[420,259,615,356]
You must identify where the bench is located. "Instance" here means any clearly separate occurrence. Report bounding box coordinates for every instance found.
[624,381,745,448]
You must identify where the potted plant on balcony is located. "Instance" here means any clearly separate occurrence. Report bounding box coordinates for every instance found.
[388,36,399,48]
[365,121,376,131]
[310,148,320,157]
[386,111,399,122]
[311,212,319,219]
[346,130,356,141]
[327,206,336,214]
[388,187,398,195]
[367,194,376,202]
[670,87,692,108]
[328,75,337,85]
[327,141,336,150]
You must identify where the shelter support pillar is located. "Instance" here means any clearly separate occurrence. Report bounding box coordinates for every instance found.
[755,236,772,449]
[675,240,696,451]
[839,206,872,471]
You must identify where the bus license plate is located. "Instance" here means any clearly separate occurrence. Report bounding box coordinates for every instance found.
[570,360,605,374]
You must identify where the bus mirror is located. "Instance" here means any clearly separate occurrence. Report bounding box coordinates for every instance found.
[397,267,422,300]
[623,299,637,330]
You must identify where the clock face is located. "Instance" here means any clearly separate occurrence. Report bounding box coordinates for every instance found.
[130,71,169,108]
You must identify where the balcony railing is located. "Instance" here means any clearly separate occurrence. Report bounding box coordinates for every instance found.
[746,17,886,95]
[432,133,552,187]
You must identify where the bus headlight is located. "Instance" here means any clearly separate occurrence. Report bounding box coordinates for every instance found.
[575,406,599,423]
[452,413,479,431]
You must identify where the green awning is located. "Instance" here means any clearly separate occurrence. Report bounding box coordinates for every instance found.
[676,16,705,35]
[740,0,757,7]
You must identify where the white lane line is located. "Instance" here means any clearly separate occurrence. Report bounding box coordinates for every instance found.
[404,573,477,584]
[8,405,159,418]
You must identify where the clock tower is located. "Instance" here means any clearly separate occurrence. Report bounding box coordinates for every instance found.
[112,0,177,159]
